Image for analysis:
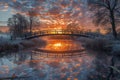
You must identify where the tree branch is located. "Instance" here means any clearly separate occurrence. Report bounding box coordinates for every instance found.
[112,0,118,10]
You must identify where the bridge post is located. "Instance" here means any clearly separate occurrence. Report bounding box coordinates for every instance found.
[24,34,27,39]
[40,52,42,57]
[34,32,36,36]
[70,53,73,57]
[30,52,33,60]
[46,30,48,34]
[40,31,43,35]
[62,30,64,34]
[55,30,58,34]
[61,30,63,34]
[47,53,48,57]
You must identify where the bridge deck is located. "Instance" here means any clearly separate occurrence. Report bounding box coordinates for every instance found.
[22,30,95,39]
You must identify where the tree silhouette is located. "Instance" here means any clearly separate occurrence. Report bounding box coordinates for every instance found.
[28,10,40,34]
[91,0,120,39]
[8,13,28,39]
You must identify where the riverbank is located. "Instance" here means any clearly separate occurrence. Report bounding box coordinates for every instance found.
[1,35,120,54]
[0,38,46,53]
[78,37,120,54]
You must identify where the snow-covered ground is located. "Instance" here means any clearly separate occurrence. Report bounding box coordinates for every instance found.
[0,33,10,39]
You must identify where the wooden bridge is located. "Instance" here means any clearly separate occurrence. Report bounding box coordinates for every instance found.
[31,48,86,58]
[23,30,95,39]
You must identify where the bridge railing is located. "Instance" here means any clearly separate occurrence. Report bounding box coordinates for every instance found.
[22,29,89,39]
[31,30,85,36]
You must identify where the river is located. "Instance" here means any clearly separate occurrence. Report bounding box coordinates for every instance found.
[0,36,110,80]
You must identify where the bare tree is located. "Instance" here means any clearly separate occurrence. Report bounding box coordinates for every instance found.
[8,13,28,39]
[28,10,40,34]
[91,0,120,39]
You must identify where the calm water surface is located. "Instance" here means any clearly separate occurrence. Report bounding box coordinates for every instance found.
[0,37,109,80]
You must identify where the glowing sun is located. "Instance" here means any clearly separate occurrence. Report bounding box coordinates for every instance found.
[53,43,62,47]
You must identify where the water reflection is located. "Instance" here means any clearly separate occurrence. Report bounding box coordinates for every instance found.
[43,40,83,51]
[32,39,85,58]
[0,37,109,80]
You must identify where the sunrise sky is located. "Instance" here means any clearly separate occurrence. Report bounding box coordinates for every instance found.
[0,0,91,26]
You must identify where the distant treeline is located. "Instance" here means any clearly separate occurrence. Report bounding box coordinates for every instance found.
[8,11,40,40]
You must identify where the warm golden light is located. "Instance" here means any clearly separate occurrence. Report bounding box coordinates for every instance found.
[52,42,64,51]
[53,43,62,47]
[0,26,9,33]
[42,40,83,52]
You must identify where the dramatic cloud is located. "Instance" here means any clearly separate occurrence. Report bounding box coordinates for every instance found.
[0,0,92,28]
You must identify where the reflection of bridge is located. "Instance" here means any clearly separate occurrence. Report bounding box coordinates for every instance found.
[23,30,95,39]
[0,76,30,80]
[34,48,85,53]
[31,48,86,58]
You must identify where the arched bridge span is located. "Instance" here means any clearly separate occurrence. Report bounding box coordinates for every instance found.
[23,30,95,39]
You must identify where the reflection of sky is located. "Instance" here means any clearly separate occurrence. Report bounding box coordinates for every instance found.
[0,38,110,79]
[0,38,96,79]
[0,54,95,80]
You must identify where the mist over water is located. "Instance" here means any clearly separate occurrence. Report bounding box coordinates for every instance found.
[0,23,112,79]
[0,36,110,80]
